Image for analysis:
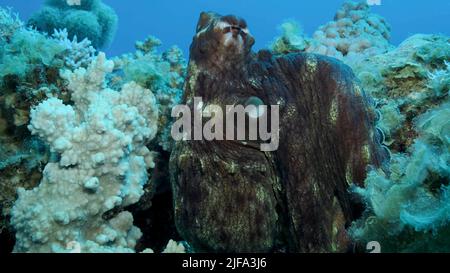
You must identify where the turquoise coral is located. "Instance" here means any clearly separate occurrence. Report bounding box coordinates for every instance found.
[0,24,65,80]
[269,20,310,54]
[28,0,118,49]
[114,36,186,152]
[348,36,450,252]
[0,7,69,251]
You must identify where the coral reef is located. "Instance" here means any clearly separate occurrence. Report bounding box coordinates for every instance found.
[0,7,23,40]
[113,36,186,152]
[0,8,97,222]
[1,7,184,253]
[271,1,393,66]
[52,28,96,70]
[1,8,69,242]
[169,12,386,253]
[347,35,450,252]
[307,1,392,63]
[351,34,449,153]
[11,53,159,252]
[0,24,65,81]
[350,104,449,252]
[108,37,187,252]
[28,0,118,49]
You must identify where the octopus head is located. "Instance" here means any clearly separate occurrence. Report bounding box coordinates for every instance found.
[190,12,255,65]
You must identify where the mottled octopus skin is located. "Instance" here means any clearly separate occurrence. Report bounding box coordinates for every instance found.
[170,12,385,253]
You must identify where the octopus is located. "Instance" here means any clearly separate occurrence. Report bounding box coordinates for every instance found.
[169,12,387,253]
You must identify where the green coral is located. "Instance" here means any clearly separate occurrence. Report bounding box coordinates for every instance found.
[428,61,450,96]
[0,8,69,237]
[270,20,310,54]
[377,101,406,145]
[349,34,450,252]
[0,7,23,41]
[0,7,67,81]
[114,36,186,152]
[0,29,65,79]
[351,34,449,153]
[417,102,450,149]
[350,105,450,252]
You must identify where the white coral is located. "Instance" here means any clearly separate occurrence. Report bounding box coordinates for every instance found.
[428,61,450,96]
[162,240,186,253]
[306,1,393,62]
[11,52,158,253]
[52,29,96,70]
[113,37,186,152]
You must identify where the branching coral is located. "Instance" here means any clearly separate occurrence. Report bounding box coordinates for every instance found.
[52,28,96,70]
[0,7,23,41]
[0,7,98,81]
[10,53,159,253]
[0,11,96,212]
[28,0,118,49]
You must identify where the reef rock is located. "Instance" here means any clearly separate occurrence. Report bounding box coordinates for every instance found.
[352,34,449,153]
[348,34,450,252]
[170,12,386,253]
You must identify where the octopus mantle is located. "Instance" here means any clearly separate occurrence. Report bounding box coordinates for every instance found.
[169,12,385,253]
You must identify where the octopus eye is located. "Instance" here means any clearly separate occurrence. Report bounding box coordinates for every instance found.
[228,26,242,36]
[245,96,265,119]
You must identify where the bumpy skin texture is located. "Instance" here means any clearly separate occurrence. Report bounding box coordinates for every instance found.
[170,12,386,253]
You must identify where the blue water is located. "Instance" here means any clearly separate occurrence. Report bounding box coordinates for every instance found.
[2,0,450,61]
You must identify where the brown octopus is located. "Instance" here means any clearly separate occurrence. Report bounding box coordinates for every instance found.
[169,12,386,253]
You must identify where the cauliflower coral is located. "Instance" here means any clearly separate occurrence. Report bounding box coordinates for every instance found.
[11,53,159,253]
